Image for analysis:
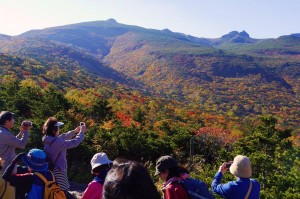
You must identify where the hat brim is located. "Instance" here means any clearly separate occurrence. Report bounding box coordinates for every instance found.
[22,155,48,171]
[91,160,112,170]
[54,122,64,127]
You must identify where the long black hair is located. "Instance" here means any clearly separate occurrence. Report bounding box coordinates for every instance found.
[166,166,189,180]
[103,158,161,199]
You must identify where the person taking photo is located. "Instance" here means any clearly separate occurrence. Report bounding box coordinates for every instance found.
[211,155,260,199]
[0,111,31,199]
[42,117,86,195]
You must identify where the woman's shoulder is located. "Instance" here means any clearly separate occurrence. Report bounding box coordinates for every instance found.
[43,135,63,144]
[42,135,52,142]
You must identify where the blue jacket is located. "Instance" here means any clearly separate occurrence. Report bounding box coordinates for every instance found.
[211,172,260,199]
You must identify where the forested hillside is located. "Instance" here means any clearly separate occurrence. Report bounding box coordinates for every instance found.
[0,19,299,198]
[0,79,299,198]
[1,19,299,128]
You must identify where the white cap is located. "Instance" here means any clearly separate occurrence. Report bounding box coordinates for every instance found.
[91,152,112,170]
[54,122,64,127]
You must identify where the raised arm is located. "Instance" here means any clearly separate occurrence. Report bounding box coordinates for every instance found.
[58,125,86,149]
[59,126,82,140]
[4,130,29,149]
[211,163,231,198]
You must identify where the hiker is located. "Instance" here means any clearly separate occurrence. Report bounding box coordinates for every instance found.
[155,155,215,199]
[103,158,161,199]
[155,155,190,199]
[81,152,112,199]
[211,155,260,199]
[42,117,86,194]
[2,149,55,199]
[0,111,31,199]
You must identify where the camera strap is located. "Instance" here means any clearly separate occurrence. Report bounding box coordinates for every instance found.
[244,180,252,199]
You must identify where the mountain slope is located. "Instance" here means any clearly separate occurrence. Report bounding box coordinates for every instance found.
[0,37,139,89]
[0,19,300,127]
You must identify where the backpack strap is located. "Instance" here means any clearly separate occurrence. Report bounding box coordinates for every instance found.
[244,180,253,199]
[0,181,7,199]
[34,171,55,183]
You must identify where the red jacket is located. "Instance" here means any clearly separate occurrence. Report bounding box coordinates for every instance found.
[163,177,189,199]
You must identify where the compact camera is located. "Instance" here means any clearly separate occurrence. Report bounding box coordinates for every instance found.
[80,122,85,126]
[225,162,232,168]
[22,121,32,126]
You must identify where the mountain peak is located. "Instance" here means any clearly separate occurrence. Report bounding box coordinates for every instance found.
[239,30,250,38]
[106,18,118,23]
[221,31,250,39]
[162,28,173,33]
[219,30,253,44]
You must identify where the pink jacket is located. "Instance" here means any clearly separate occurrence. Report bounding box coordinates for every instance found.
[81,181,103,199]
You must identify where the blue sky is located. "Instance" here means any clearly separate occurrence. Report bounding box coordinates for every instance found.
[0,0,299,39]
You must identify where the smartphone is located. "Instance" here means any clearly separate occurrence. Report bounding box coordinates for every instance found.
[225,162,232,168]
[80,122,85,126]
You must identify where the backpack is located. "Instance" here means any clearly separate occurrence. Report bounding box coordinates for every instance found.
[179,178,215,199]
[0,180,7,199]
[34,172,67,199]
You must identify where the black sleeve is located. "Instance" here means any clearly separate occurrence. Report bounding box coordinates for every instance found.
[2,163,33,193]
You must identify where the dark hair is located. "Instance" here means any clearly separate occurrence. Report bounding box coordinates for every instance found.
[0,111,14,125]
[42,117,59,136]
[92,163,112,174]
[166,166,189,181]
[103,158,161,199]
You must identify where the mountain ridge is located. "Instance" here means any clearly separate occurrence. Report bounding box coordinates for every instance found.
[0,19,300,127]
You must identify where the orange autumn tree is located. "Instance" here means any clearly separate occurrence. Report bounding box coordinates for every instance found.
[191,126,240,163]
[195,126,240,144]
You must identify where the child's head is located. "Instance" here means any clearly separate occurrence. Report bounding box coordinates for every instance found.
[22,149,48,171]
[91,152,112,174]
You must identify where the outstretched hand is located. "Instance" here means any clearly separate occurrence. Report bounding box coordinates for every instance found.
[74,125,86,134]
[74,126,81,134]
[20,121,32,132]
